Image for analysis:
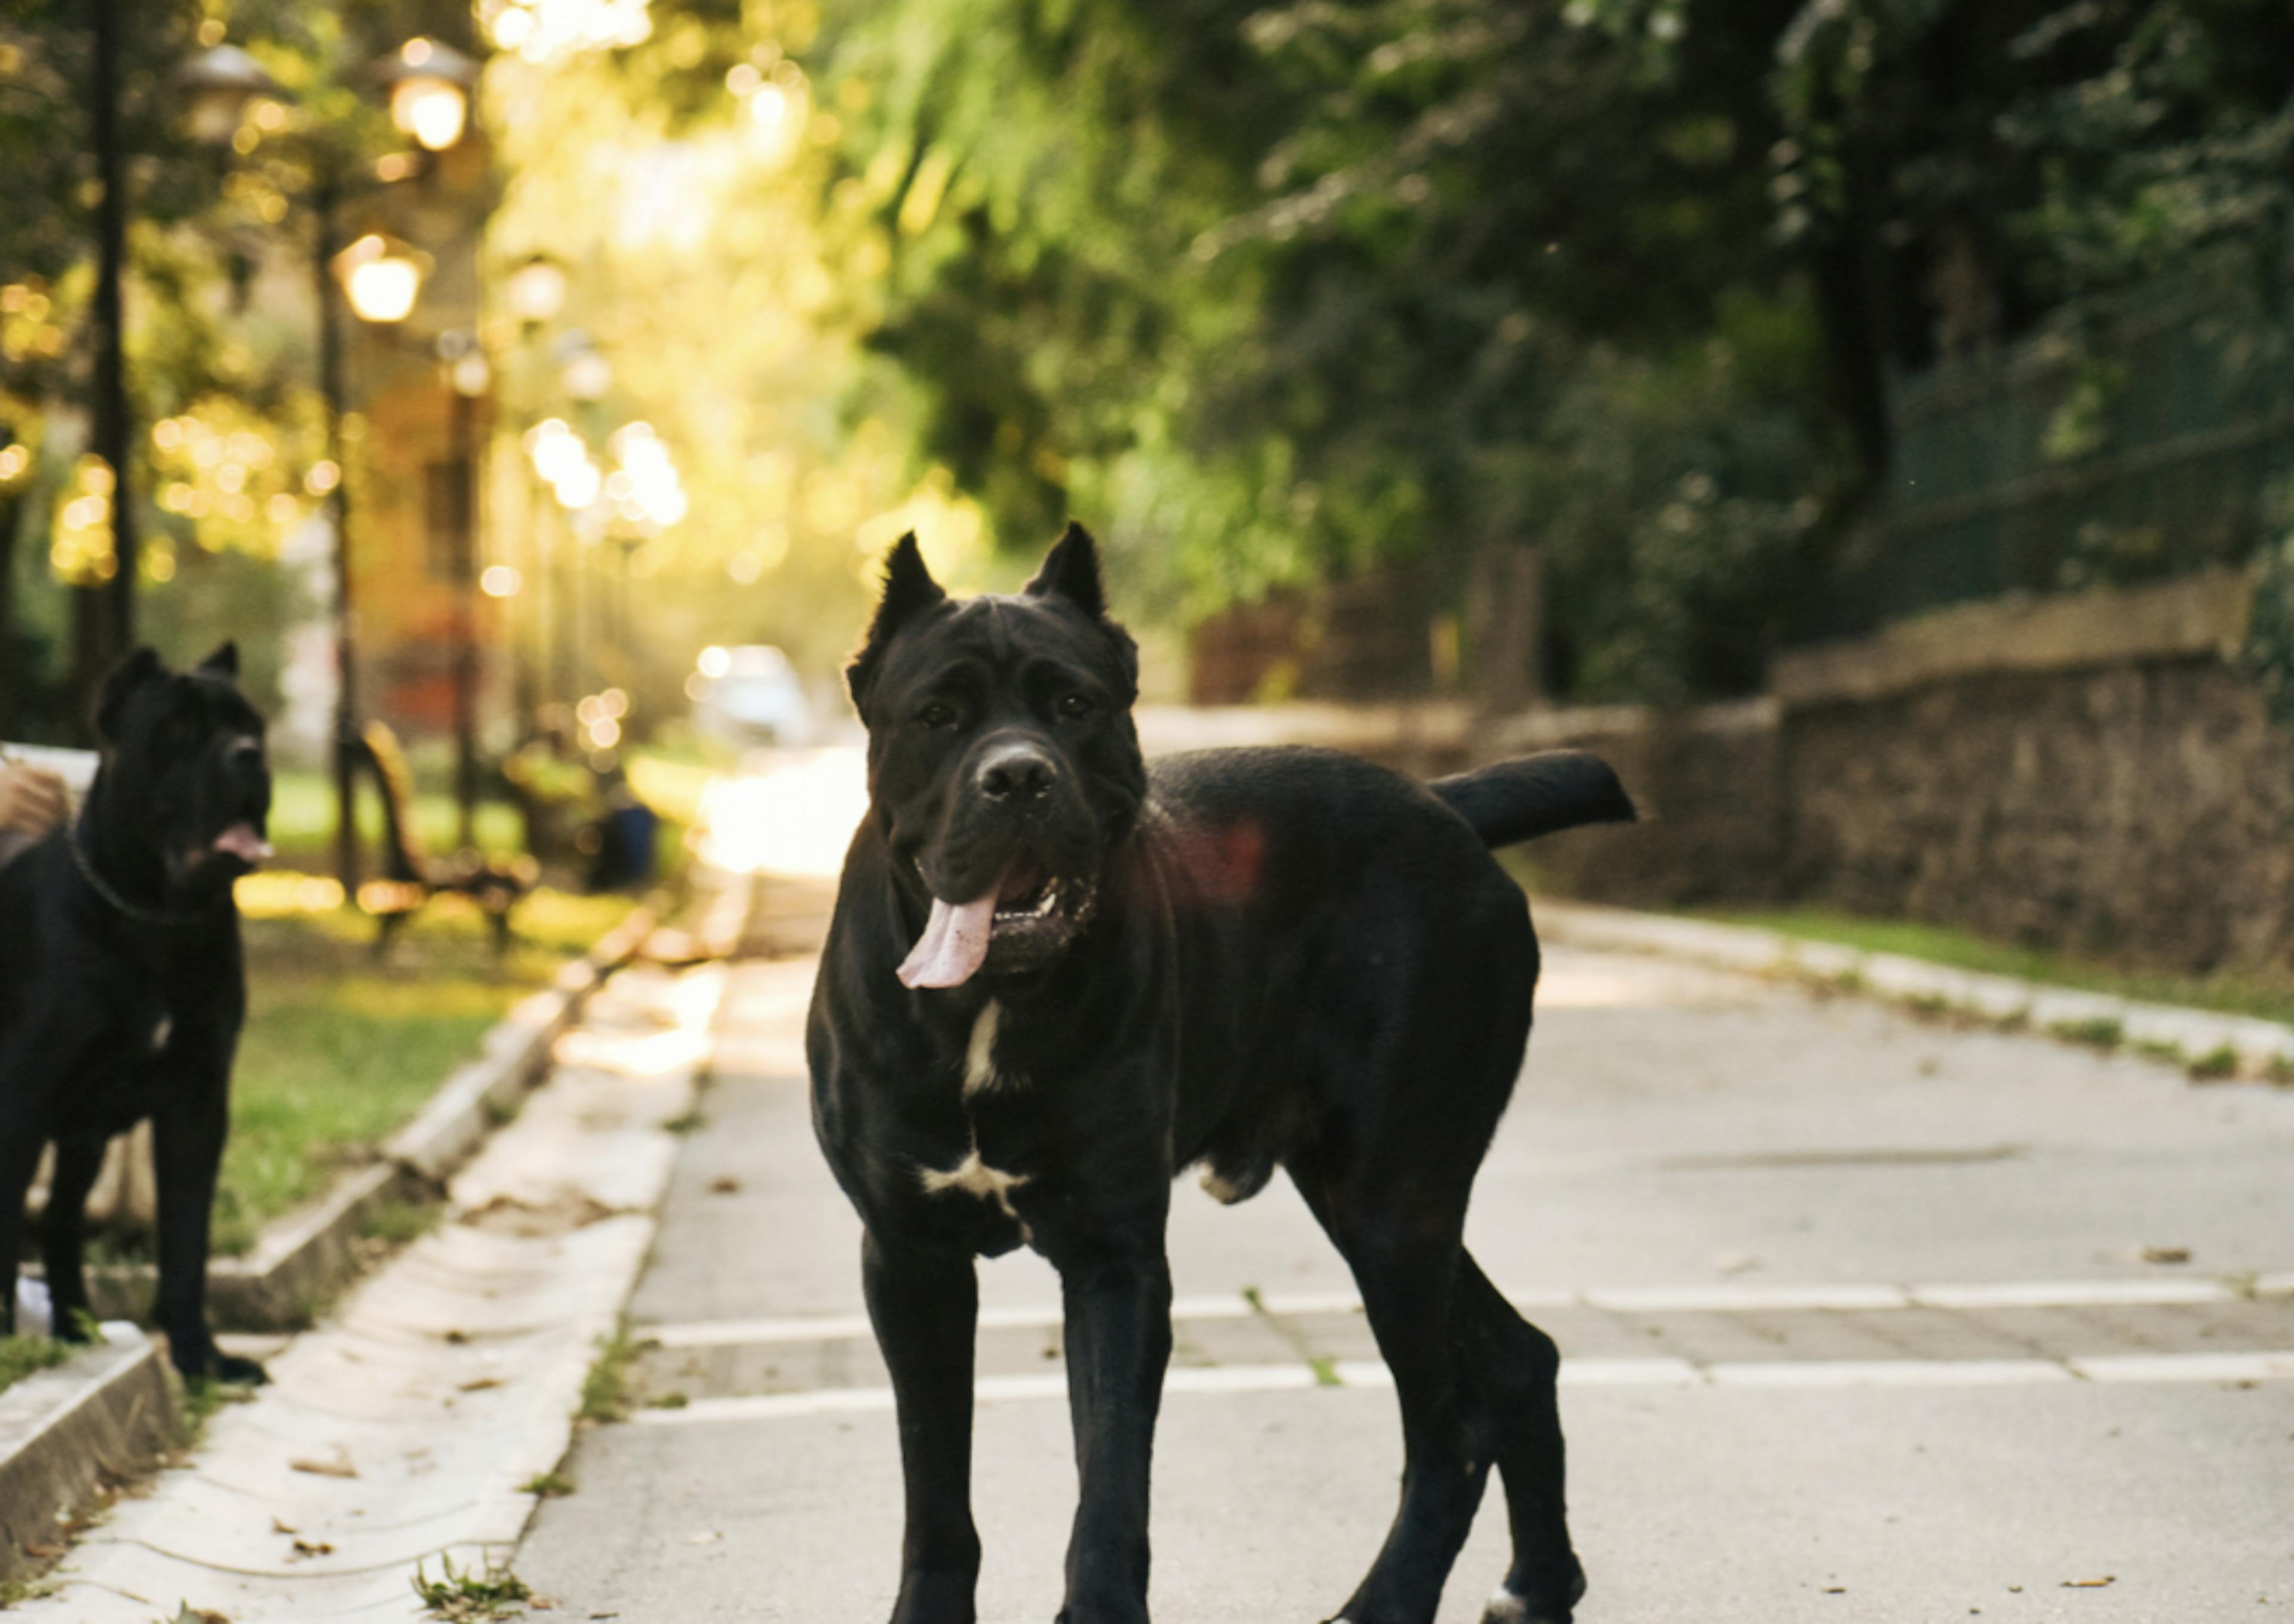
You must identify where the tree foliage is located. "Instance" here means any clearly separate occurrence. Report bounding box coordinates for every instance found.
[800,0,2294,700]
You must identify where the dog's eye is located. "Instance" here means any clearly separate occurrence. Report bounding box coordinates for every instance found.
[1057,693,1093,719]
[916,701,958,730]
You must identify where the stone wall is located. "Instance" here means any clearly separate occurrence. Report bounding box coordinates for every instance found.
[1170,568,2292,974]
[1459,568,2294,975]
[1474,701,1785,910]
[1783,658,2294,970]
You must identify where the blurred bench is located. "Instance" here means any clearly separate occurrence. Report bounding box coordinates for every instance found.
[351,720,537,953]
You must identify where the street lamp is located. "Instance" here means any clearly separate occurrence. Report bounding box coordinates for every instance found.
[333,233,430,324]
[376,37,479,154]
[181,33,476,892]
[505,251,569,327]
[177,44,280,145]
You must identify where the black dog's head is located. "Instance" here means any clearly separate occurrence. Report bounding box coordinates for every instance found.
[94,643,274,898]
[847,523,1146,988]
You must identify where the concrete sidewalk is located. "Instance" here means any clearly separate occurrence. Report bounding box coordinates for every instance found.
[520,919,2294,1622]
[17,961,723,1623]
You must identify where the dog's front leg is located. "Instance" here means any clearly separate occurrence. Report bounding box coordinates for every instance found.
[152,1077,263,1383]
[1056,1250,1174,1624]
[863,1229,982,1624]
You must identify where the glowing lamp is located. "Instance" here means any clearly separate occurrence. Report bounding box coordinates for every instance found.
[506,253,569,324]
[376,37,479,152]
[334,234,430,324]
[176,44,284,147]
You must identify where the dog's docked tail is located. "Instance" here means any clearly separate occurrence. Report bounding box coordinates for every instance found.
[1428,751,1636,848]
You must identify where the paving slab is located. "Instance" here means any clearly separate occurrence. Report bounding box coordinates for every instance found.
[525,889,2294,1621]
[16,961,725,1622]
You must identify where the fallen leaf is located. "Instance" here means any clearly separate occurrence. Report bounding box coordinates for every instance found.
[289,1453,358,1479]
[2140,1246,2191,1265]
[22,1540,62,1559]
[443,1329,470,1344]
[2062,1577,2116,1589]
[708,1176,743,1195]
[458,1377,503,1392]
[290,1538,335,1558]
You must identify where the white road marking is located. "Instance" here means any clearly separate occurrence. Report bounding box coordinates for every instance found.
[1587,1283,1910,1313]
[1709,1359,2071,1389]
[2070,1350,2294,1383]
[626,1347,2294,1426]
[641,1270,2283,1349]
[1909,1279,2235,1309]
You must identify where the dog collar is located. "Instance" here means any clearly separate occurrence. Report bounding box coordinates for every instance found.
[68,818,214,927]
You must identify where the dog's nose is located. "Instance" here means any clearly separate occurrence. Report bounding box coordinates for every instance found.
[977,744,1057,802]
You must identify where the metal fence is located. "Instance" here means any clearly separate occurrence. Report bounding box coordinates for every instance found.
[1812,291,2294,639]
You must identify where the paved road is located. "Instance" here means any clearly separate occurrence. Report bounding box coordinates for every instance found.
[523,757,2294,1623]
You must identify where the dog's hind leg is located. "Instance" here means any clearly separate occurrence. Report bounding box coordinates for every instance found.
[1456,1254,1584,1623]
[39,1136,106,1341]
[1292,1168,1491,1624]
[863,1230,984,1624]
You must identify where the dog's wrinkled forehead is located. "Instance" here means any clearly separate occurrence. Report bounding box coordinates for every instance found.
[876,594,1127,710]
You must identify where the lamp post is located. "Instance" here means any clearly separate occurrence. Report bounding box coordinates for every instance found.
[177,37,470,894]
[503,251,567,735]
[325,228,428,888]
[88,0,136,675]
[550,331,611,710]
[438,331,489,849]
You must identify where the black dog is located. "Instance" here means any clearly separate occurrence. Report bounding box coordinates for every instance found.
[809,527,1634,1624]
[0,644,273,1383]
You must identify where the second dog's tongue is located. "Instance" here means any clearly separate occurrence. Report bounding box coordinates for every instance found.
[898,894,998,989]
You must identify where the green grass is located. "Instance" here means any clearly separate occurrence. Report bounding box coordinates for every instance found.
[0,1334,72,1396]
[203,884,634,1255]
[578,1321,645,1423]
[410,1554,531,1620]
[265,769,527,871]
[1707,908,2294,1028]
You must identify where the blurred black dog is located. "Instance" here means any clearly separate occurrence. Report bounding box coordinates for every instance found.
[0,644,273,1383]
[809,526,1633,1624]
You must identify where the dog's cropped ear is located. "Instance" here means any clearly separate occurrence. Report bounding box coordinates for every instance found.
[94,646,165,742]
[1025,521,1107,620]
[1026,521,1138,699]
[197,641,240,679]
[846,533,947,709]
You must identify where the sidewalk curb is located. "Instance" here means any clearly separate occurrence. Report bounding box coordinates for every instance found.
[1535,899,2294,1079]
[0,1325,176,1588]
[85,901,661,1333]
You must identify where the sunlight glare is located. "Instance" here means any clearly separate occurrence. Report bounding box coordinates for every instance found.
[695,748,869,879]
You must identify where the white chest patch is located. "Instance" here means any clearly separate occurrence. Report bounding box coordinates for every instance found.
[918,1148,1029,1220]
[149,1015,172,1054]
[962,1000,1008,1098]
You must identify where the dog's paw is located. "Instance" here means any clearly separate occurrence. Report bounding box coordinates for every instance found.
[211,1351,270,1386]
[50,1310,97,1344]
[171,1344,269,1386]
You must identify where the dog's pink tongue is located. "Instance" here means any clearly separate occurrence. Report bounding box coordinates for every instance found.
[212,822,273,864]
[897,894,997,989]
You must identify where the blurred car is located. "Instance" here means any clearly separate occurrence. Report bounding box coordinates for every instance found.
[694,644,814,748]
